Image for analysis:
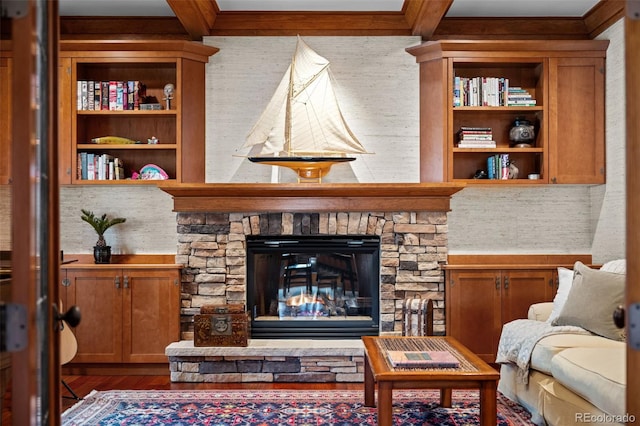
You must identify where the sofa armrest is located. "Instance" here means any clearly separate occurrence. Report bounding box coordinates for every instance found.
[528,302,553,322]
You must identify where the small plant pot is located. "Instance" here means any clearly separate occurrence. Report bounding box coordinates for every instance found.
[93,246,112,264]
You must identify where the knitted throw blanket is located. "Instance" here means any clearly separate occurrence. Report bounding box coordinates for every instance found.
[495,319,591,383]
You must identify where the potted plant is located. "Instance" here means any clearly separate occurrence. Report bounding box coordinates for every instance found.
[80,209,126,264]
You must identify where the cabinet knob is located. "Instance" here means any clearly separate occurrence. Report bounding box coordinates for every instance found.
[123,276,129,288]
[114,276,120,289]
[504,276,509,289]
[495,276,501,290]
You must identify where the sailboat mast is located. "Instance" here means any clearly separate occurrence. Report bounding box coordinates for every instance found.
[284,41,297,156]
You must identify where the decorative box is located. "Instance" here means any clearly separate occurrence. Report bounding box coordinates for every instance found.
[194,304,249,347]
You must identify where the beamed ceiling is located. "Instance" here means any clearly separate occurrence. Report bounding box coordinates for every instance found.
[56,0,625,41]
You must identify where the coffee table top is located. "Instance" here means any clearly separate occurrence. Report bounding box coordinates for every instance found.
[362,336,499,381]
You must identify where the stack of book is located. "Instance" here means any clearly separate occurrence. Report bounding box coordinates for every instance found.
[453,76,510,107]
[76,80,144,111]
[487,153,511,179]
[457,127,496,148]
[507,87,537,106]
[77,152,126,180]
[386,350,460,368]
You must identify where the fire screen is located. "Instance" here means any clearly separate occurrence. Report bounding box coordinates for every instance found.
[246,236,380,339]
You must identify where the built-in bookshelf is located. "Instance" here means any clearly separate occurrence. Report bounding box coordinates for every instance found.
[59,41,219,185]
[407,40,608,185]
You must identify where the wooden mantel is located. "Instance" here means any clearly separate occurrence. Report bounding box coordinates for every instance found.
[158,183,466,213]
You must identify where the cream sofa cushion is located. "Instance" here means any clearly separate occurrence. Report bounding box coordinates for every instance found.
[550,347,626,418]
[528,302,553,322]
[530,334,624,374]
[539,378,623,426]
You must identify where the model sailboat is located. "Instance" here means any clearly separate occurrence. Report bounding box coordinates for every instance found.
[241,36,369,182]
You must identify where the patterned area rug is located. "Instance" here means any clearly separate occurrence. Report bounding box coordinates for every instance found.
[62,389,534,425]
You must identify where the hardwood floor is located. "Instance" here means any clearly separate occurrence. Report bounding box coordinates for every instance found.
[2,375,363,423]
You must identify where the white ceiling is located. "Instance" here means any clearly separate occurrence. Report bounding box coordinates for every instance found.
[58,0,601,18]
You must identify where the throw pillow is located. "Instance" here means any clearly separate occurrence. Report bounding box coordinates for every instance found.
[553,261,626,341]
[600,258,626,274]
[546,266,574,324]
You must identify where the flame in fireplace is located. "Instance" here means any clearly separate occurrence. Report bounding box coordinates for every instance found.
[286,292,326,307]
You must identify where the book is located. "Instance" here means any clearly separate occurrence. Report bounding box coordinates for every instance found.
[94,81,101,110]
[108,81,117,110]
[116,81,124,111]
[387,350,460,368]
[87,80,94,110]
[101,81,109,110]
[80,80,88,110]
[458,142,496,148]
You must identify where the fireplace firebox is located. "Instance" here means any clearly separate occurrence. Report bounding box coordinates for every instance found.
[246,235,380,339]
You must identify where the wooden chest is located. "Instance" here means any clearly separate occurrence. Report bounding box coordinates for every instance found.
[194,304,249,347]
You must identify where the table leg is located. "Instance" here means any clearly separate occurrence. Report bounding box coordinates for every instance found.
[479,380,497,426]
[440,388,452,407]
[378,382,393,426]
[364,353,375,407]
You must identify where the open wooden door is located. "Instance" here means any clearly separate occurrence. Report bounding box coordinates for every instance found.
[1,0,61,424]
[626,2,640,421]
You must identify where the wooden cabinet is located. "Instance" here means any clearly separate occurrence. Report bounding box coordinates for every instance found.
[406,40,608,185]
[60,260,181,364]
[58,40,218,185]
[548,57,606,184]
[444,254,592,363]
[0,51,11,185]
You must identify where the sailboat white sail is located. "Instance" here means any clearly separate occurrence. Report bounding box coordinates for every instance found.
[241,36,369,181]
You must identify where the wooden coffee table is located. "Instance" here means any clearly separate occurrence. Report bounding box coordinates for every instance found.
[362,336,499,426]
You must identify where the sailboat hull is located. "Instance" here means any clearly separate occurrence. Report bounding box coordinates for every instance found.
[248,157,355,182]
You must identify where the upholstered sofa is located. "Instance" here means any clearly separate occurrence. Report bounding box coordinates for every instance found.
[496,260,627,426]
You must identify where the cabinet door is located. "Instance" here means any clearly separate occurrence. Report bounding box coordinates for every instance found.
[123,268,180,363]
[0,57,10,184]
[58,57,73,184]
[501,269,555,324]
[64,269,123,363]
[548,57,605,184]
[447,270,502,363]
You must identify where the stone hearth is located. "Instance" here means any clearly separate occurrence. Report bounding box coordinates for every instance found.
[160,183,464,382]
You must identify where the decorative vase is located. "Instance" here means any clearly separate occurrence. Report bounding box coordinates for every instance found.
[93,246,111,264]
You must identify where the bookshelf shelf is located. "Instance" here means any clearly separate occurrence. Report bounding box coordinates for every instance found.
[407,40,607,185]
[76,110,178,116]
[77,144,178,150]
[59,40,219,185]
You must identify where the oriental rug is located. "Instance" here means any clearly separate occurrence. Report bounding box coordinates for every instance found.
[62,389,534,425]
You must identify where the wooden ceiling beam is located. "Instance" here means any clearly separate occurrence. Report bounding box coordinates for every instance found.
[433,17,591,40]
[59,17,189,40]
[58,0,621,42]
[583,0,624,38]
[209,12,411,36]
[166,0,218,40]
[403,0,453,37]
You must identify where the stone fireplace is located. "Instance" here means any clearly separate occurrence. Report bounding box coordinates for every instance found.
[176,209,449,338]
[161,183,464,382]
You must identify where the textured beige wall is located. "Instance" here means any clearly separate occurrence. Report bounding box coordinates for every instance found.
[203,36,422,183]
